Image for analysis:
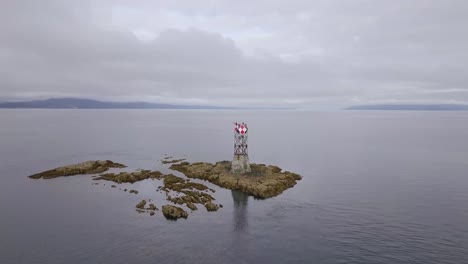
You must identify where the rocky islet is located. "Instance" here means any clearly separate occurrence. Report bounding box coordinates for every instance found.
[28,158,302,220]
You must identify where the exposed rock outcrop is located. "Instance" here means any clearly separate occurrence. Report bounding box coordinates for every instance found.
[162,205,188,220]
[28,160,126,179]
[170,161,302,198]
[162,158,186,164]
[94,170,164,183]
[162,174,215,211]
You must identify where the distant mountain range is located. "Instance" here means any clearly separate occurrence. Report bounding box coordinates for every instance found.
[345,104,468,111]
[0,98,294,110]
[0,98,233,109]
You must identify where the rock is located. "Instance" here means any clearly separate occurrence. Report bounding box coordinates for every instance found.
[161,158,186,164]
[129,189,139,194]
[169,161,302,198]
[111,185,116,188]
[186,202,197,211]
[94,170,164,183]
[219,204,223,208]
[124,189,127,192]
[205,201,219,211]
[150,211,155,216]
[148,203,157,211]
[162,205,188,220]
[136,200,146,209]
[28,160,126,179]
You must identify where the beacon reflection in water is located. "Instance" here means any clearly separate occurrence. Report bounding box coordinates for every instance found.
[231,190,249,232]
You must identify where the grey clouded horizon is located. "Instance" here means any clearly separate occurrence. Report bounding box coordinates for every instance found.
[1,0,467,109]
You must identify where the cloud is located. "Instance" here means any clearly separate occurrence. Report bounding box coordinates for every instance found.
[0,0,467,109]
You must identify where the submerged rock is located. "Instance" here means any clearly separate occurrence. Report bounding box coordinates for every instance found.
[129,189,139,194]
[162,205,188,220]
[28,160,126,179]
[170,161,302,198]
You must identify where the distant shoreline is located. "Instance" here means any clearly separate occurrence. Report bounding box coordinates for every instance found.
[345,104,468,111]
[0,98,294,110]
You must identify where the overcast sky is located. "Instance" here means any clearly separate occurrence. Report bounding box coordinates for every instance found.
[1,0,467,109]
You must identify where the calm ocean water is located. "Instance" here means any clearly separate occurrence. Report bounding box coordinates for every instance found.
[0,110,467,264]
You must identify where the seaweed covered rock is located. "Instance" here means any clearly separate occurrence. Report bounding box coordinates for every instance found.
[28,160,126,179]
[162,205,188,220]
[170,161,302,198]
[94,170,164,183]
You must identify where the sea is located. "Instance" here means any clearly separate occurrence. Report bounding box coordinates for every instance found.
[0,110,467,264]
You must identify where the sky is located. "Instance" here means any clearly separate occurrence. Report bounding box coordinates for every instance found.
[0,0,467,109]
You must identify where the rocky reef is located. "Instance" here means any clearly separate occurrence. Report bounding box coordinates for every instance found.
[28,158,302,220]
[169,161,302,198]
[28,160,126,179]
[162,174,220,213]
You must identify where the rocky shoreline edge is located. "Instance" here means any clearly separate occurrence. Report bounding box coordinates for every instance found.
[28,159,302,220]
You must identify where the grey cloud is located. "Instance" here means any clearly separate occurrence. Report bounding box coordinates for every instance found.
[0,0,467,108]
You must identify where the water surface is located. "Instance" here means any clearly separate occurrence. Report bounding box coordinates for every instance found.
[0,110,467,264]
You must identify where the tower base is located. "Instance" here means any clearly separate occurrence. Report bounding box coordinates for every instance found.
[231,154,251,174]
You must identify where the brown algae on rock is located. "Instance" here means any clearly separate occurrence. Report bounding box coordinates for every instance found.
[28,160,126,179]
[169,161,302,198]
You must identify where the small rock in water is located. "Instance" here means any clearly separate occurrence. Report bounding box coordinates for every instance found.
[162,205,188,220]
[186,202,197,211]
[129,189,139,194]
[205,202,219,212]
[111,185,116,188]
[150,211,155,216]
[136,200,146,209]
[148,203,157,211]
